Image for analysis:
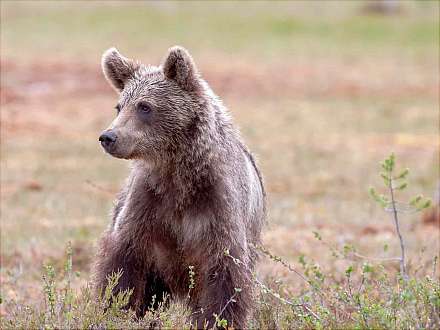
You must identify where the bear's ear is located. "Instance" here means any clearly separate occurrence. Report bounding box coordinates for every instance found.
[102,48,137,92]
[162,46,200,92]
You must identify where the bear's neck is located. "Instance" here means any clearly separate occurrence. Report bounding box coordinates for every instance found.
[133,102,237,206]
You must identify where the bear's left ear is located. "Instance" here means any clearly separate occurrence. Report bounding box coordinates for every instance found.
[162,46,200,92]
[102,47,138,92]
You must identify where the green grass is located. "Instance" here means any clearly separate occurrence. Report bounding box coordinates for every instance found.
[1,1,438,60]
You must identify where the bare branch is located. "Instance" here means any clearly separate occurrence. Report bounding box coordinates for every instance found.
[350,252,401,262]
[388,172,408,280]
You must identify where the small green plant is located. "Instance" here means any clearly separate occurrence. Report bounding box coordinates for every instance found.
[42,263,56,325]
[213,313,228,329]
[248,153,439,329]
[369,152,431,279]
[1,244,190,330]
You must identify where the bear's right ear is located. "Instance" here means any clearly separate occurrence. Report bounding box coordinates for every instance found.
[162,46,200,92]
[101,48,137,92]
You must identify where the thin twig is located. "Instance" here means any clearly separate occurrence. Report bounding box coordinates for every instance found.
[384,200,418,213]
[85,179,116,196]
[357,275,365,295]
[224,249,321,321]
[254,277,321,321]
[351,252,401,262]
[253,243,335,308]
[388,173,408,280]
[217,291,238,320]
[347,275,369,327]
[253,244,311,285]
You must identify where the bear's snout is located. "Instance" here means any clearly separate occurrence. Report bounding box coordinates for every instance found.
[99,130,117,151]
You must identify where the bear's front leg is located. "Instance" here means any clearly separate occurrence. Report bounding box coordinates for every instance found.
[92,230,147,316]
[192,260,253,329]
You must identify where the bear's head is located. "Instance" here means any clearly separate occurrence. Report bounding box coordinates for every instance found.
[99,46,205,161]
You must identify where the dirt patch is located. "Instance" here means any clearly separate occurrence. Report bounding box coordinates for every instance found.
[422,206,440,227]
[1,59,110,104]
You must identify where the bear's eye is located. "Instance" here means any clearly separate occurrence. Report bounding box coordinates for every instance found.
[115,104,121,115]
[137,102,152,114]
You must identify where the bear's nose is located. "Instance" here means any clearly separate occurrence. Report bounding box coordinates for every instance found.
[99,130,117,149]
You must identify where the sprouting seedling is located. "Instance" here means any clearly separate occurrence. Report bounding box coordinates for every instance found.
[369,153,432,280]
[63,242,74,325]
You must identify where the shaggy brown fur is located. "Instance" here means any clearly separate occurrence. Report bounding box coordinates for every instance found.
[93,46,266,329]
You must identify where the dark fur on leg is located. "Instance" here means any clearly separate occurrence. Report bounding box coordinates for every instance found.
[93,231,146,314]
[191,259,253,329]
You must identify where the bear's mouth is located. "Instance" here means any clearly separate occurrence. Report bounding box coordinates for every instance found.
[101,142,135,160]
[99,139,116,154]
[104,148,127,159]
[99,141,121,158]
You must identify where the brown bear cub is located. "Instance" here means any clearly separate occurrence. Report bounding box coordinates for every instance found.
[94,46,266,328]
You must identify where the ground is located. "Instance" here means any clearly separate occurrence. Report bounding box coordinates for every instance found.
[0,1,439,327]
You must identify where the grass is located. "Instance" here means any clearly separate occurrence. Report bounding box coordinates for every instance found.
[2,209,439,328]
[1,1,439,328]
[1,1,438,60]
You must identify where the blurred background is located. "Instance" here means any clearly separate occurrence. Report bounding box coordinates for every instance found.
[1,0,439,305]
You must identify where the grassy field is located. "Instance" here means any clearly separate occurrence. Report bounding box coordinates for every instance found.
[1,1,439,328]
